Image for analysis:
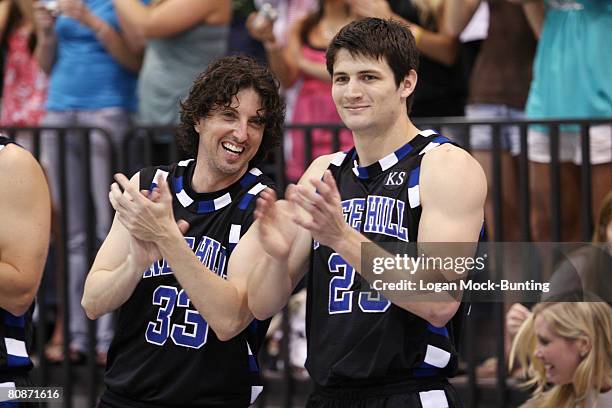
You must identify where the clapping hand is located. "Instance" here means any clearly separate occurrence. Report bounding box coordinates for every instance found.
[109,173,189,269]
[254,188,299,259]
[288,170,350,249]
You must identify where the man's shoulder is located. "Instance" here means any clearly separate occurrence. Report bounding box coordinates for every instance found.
[419,145,486,208]
[257,171,276,189]
[0,143,45,187]
[0,142,33,167]
[137,163,176,190]
[420,144,481,182]
[298,153,339,186]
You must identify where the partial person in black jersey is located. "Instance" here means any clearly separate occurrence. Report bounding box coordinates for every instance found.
[233,19,487,407]
[81,56,285,407]
[0,136,51,407]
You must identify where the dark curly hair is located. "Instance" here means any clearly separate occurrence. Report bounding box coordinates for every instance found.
[177,55,285,166]
[326,18,420,114]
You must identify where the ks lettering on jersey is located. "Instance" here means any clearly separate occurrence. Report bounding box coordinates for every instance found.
[385,171,406,186]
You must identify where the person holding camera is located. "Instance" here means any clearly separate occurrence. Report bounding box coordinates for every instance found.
[0,0,49,147]
[33,0,144,365]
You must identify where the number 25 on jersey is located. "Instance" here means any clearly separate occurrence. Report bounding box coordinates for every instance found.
[328,253,390,314]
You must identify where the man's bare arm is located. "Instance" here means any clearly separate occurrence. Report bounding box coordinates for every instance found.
[0,145,51,316]
[82,172,156,319]
[414,145,486,324]
[236,155,334,320]
[236,211,310,321]
[154,214,256,341]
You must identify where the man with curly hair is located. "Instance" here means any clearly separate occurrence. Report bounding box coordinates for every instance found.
[82,55,285,407]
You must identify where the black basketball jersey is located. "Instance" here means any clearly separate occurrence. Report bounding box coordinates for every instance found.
[0,137,35,383]
[102,159,273,408]
[0,136,14,152]
[306,130,464,388]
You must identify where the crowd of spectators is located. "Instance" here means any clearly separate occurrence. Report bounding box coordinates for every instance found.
[0,1,610,384]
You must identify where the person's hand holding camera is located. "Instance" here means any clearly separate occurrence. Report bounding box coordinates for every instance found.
[33,1,58,39]
[58,0,95,28]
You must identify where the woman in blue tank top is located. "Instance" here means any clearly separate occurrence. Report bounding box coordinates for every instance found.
[33,0,146,365]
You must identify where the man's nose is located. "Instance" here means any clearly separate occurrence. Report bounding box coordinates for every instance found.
[345,78,363,99]
[233,120,249,141]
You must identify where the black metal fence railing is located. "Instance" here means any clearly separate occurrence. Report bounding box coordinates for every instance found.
[1,117,610,408]
[1,126,117,408]
[412,117,611,243]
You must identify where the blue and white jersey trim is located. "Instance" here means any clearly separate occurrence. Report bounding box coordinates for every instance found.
[407,166,421,209]
[168,160,265,214]
[150,169,169,192]
[0,382,17,403]
[330,152,347,167]
[238,183,267,210]
[240,168,263,188]
[2,311,31,370]
[419,390,449,408]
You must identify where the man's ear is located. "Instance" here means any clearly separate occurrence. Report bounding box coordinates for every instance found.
[193,118,202,134]
[399,69,418,99]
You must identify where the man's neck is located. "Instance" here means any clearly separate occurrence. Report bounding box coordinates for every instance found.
[352,118,421,167]
[190,160,247,194]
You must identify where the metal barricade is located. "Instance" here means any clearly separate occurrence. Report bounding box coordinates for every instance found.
[1,126,116,408]
[1,116,610,407]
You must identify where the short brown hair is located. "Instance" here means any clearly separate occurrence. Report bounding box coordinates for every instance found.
[326,18,419,113]
[177,56,285,166]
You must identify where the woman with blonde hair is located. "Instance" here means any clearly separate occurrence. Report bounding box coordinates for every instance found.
[510,301,612,408]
